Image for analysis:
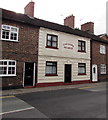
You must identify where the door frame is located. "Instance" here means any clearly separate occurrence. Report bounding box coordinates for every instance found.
[92,64,98,82]
[23,62,36,87]
[64,64,72,83]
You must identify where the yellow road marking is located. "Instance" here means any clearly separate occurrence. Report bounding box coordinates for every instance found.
[0,95,15,99]
[79,86,93,89]
[79,85,103,90]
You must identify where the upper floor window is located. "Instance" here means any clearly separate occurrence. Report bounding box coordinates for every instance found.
[1,25,19,42]
[100,64,106,74]
[78,40,86,52]
[46,34,58,49]
[100,45,106,54]
[78,63,86,75]
[0,60,16,76]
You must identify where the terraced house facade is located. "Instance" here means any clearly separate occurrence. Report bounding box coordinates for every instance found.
[0,2,108,89]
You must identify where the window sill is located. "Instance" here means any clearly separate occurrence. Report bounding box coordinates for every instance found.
[0,75,16,77]
[78,50,86,53]
[100,73,106,75]
[45,74,58,76]
[1,39,19,42]
[46,46,58,49]
[78,73,86,75]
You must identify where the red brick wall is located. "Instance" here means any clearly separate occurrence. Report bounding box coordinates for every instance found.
[91,40,108,81]
[1,20,39,88]
[81,22,94,34]
[24,1,35,17]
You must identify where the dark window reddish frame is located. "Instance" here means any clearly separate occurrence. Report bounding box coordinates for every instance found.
[78,40,86,52]
[46,34,58,49]
[45,61,58,76]
[78,63,86,75]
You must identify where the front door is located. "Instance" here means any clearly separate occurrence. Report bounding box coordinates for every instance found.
[92,64,98,82]
[64,64,72,83]
[24,62,35,86]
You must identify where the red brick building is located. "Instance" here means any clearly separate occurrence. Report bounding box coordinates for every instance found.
[81,23,108,82]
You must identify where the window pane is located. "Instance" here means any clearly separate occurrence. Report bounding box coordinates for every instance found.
[47,41,51,46]
[0,67,7,74]
[2,30,9,39]
[47,35,52,41]
[52,41,57,47]
[10,33,17,40]
[8,67,15,74]
[78,63,86,74]
[52,66,56,74]
[47,62,53,66]
[52,36,57,41]
[46,62,57,74]
[9,61,15,65]
[11,27,17,32]
[46,66,52,74]
[78,41,81,46]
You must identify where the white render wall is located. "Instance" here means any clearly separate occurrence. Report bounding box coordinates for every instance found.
[37,27,91,83]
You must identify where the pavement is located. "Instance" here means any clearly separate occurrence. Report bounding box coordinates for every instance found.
[1,81,107,96]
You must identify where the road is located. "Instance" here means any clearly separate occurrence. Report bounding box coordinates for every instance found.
[1,83,107,119]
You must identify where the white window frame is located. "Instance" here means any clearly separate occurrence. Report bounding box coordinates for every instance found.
[100,64,106,74]
[0,60,16,77]
[1,24,19,42]
[100,45,106,54]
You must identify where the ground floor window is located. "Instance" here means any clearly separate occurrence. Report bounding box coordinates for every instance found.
[45,61,57,76]
[0,60,16,76]
[100,64,106,74]
[78,63,86,75]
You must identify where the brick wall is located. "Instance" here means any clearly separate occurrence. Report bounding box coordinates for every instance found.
[64,15,75,28]
[1,20,39,89]
[24,1,35,17]
[91,40,108,81]
[81,22,94,34]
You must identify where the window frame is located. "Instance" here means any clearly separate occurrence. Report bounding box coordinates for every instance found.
[100,45,106,54]
[78,40,86,52]
[0,60,16,77]
[78,63,86,75]
[1,24,19,42]
[100,64,106,74]
[46,34,58,49]
[45,61,58,76]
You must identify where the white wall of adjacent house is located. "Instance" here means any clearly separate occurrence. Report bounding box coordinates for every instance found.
[37,27,91,83]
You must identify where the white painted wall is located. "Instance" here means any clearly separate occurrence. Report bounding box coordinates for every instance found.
[37,27,91,83]
[38,27,90,59]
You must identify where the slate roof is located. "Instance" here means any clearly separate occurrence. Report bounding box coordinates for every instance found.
[1,8,108,44]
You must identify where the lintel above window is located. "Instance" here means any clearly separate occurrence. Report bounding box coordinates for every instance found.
[1,25,19,42]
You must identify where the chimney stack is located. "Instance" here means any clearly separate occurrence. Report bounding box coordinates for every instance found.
[64,15,75,29]
[24,1,35,17]
[81,22,94,34]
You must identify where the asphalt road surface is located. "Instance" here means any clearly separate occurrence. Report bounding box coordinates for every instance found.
[1,83,107,119]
